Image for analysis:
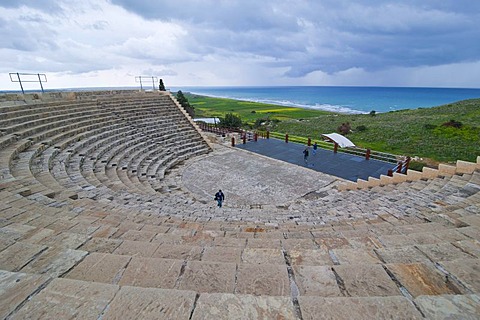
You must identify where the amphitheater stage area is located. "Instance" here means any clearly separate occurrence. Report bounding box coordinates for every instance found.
[235,138,395,181]
[1,90,480,319]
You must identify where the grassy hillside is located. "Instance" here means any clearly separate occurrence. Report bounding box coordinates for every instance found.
[186,93,480,164]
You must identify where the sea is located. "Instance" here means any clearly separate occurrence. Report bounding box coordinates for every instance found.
[171,86,480,114]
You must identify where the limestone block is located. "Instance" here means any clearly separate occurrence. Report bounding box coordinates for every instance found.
[367,177,381,187]
[357,179,369,189]
[406,169,423,181]
[415,294,480,320]
[456,160,477,174]
[0,271,50,319]
[192,293,296,320]
[333,264,400,297]
[422,166,439,179]
[178,261,236,293]
[386,263,460,297]
[12,278,119,319]
[293,265,342,296]
[103,286,196,320]
[438,163,456,176]
[299,296,423,319]
[379,174,393,185]
[235,263,290,296]
[392,172,408,183]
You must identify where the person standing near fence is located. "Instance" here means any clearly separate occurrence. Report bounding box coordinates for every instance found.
[303,147,309,164]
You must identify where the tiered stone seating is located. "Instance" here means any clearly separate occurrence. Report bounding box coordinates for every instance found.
[1,90,479,319]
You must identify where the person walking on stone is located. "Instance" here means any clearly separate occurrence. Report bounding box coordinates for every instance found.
[303,147,309,164]
[313,142,318,156]
[215,190,225,208]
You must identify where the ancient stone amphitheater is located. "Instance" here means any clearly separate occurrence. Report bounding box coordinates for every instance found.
[0,90,479,319]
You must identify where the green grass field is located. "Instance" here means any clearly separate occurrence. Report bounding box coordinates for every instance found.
[186,93,480,164]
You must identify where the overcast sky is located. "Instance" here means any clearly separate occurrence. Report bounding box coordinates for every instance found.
[1,0,480,90]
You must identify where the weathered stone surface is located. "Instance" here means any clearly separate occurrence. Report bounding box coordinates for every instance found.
[282,238,318,250]
[119,257,182,289]
[386,263,460,297]
[192,293,296,320]
[79,237,123,253]
[120,229,157,241]
[0,242,46,272]
[0,270,49,319]
[378,234,416,247]
[37,231,89,249]
[293,265,342,296]
[21,227,55,244]
[374,246,431,264]
[416,243,475,261]
[288,249,332,266]
[314,237,351,250]
[432,229,469,242]
[67,222,100,236]
[439,258,480,293]
[153,244,203,260]
[245,238,282,249]
[333,264,400,297]
[0,237,14,251]
[182,151,334,206]
[347,236,383,250]
[113,239,159,257]
[457,226,480,239]
[212,237,247,247]
[202,246,242,263]
[333,248,381,265]
[241,248,284,264]
[12,278,118,319]
[415,294,480,320]
[178,261,236,293]
[90,225,118,238]
[65,252,131,284]
[0,223,37,241]
[454,240,480,258]
[103,286,196,320]
[235,263,290,296]
[298,296,423,320]
[20,247,87,277]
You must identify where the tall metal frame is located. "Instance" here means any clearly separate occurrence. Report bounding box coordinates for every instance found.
[135,76,158,91]
[9,73,47,94]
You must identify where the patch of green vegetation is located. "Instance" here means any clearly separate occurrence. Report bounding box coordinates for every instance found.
[187,93,480,163]
[186,93,330,123]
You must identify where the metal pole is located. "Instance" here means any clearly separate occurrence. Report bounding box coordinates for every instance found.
[17,73,24,94]
[152,76,155,90]
[139,77,143,90]
[37,73,44,92]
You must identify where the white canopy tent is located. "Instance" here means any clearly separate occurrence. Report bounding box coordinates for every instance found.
[321,133,356,148]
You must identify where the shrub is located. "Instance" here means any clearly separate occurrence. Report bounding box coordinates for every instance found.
[424,124,437,130]
[337,122,352,135]
[442,119,463,128]
[369,110,376,116]
[356,125,367,132]
[176,90,194,117]
[219,113,242,128]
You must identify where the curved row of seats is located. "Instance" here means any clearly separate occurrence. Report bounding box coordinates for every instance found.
[0,90,479,319]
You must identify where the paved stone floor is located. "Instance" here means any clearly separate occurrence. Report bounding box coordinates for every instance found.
[182,147,336,207]
[235,138,395,181]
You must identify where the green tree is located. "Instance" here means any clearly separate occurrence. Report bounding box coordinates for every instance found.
[219,113,242,128]
[159,79,166,91]
[176,90,194,117]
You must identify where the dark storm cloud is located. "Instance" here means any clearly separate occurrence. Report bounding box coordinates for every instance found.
[110,0,480,77]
